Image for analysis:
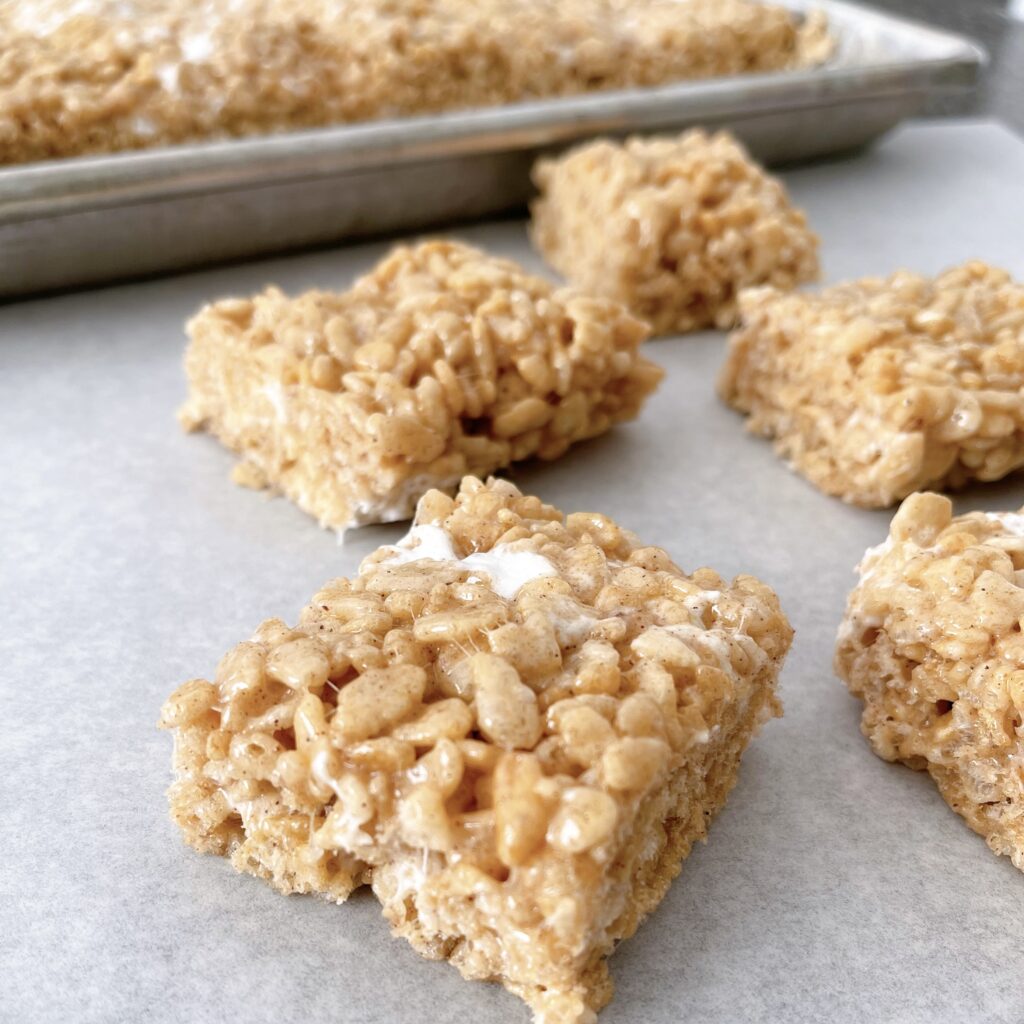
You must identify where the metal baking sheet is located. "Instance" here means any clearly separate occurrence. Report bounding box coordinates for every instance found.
[0,0,983,298]
[2,120,1022,1024]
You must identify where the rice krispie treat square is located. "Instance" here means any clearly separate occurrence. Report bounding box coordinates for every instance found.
[160,477,792,1023]
[180,240,662,531]
[720,262,1024,507]
[836,492,1024,872]
[530,129,819,335]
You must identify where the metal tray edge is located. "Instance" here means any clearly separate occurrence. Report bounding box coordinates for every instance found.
[0,0,986,224]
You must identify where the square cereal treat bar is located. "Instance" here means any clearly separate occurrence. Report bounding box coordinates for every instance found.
[530,129,819,335]
[720,262,1024,507]
[1,1,829,164]
[180,240,662,531]
[836,493,1024,871]
[160,477,793,1023]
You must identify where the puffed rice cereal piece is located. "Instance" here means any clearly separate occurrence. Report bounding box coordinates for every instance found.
[179,239,662,531]
[0,0,831,165]
[530,129,820,335]
[160,477,793,1023]
[836,493,1024,871]
[720,262,1024,507]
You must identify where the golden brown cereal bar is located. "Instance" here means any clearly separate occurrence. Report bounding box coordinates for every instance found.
[160,477,793,1023]
[720,263,1024,507]
[179,240,662,531]
[835,493,1024,872]
[1,1,831,165]
[530,129,820,335]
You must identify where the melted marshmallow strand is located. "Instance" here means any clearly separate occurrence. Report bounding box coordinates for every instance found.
[987,512,1024,536]
[375,524,557,600]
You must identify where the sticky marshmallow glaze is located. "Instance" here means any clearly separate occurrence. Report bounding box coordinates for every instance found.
[375,523,558,600]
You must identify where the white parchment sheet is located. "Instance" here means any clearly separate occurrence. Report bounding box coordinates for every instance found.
[1,120,1022,1024]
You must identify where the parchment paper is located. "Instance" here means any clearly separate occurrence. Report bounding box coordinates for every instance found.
[1,120,1022,1024]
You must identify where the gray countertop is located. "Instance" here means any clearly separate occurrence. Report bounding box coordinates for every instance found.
[2,120,1024,1024]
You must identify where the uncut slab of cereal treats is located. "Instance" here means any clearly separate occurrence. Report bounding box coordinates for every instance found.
[530,129,819,335]
[1,0,829,165]
[836,492,1024,871]
[720,262,1024,507]
[160,478,793,1023]
[180,240,662,531]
